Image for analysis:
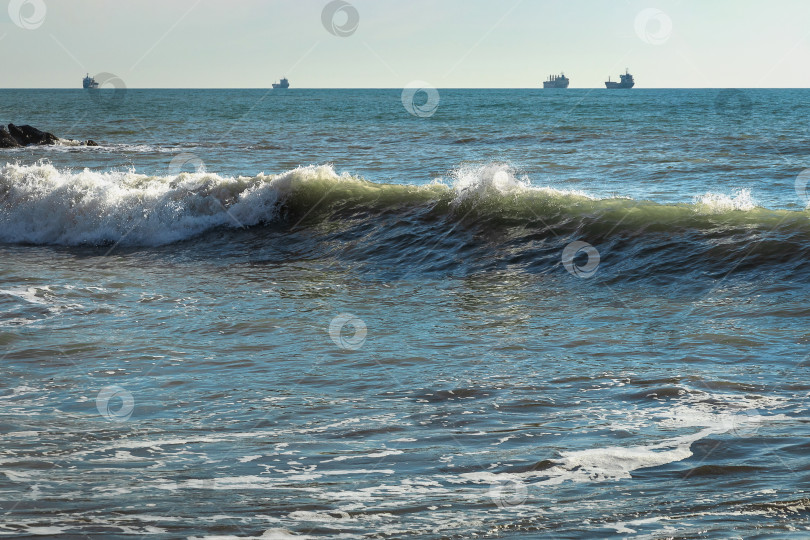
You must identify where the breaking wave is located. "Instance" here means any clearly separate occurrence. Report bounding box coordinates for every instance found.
[1,161,809,280]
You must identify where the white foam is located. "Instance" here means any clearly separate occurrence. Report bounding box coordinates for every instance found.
[454,389,787,488]
[3,469,35,482]
[53,138,84,147]
[188,529,307,540]
[13,140,180,154]
[0,385,40,400]
[15,526,68,536]
[2,431,42,438]
[694,188,756,213]
[287,511,352,523]
[324,449,403,462]
[0,162,345,246]
[446,163,594,204]
[551,431,706,483]
[0,287,50,305]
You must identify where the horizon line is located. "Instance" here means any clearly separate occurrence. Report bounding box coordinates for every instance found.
[0,86,808,90]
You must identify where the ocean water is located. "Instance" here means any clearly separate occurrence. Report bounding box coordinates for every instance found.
[1,88,810,538]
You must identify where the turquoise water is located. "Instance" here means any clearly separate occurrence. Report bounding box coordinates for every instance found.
[1,89,809,538]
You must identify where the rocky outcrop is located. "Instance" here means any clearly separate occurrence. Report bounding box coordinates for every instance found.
[0,127,20,148]
[8,124,59,146]
[0,124,99,148]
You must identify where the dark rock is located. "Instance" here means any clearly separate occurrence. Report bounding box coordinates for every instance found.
[0,124,102,148]
[0,127,21,148]
[8,124,59,146]
[7,124,27,145]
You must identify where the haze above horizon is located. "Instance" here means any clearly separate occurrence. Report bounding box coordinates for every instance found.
[3,0,810,89]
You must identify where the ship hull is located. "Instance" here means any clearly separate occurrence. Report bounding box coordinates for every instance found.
[605,82,634,89]
[605,70,635,89]
[543,81,569,89]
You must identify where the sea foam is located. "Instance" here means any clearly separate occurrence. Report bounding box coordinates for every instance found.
[0,162,340,246]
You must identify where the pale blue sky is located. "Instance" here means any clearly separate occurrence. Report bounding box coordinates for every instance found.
[3,0,810,88]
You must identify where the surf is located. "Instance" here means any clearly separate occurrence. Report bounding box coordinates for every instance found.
[2,162,809,283]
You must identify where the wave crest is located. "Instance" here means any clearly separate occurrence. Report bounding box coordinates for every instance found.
[0,162,803,249]
[1,162,289,246]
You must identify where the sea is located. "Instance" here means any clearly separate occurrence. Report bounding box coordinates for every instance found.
[1,88,809,538]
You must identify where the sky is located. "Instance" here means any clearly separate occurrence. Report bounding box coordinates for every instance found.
[3,0,810,88]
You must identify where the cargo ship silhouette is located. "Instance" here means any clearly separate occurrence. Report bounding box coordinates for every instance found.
[543,73,569,88]
[82,74,99,89]
[605,69,635,89]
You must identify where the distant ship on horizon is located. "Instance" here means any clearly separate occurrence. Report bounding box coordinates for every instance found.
[272,77,290,89]
[82,73,99,89]
[605,69,634,89]
[543,73,569,89]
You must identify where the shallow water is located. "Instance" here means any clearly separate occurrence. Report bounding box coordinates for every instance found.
[1,89,809,538]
